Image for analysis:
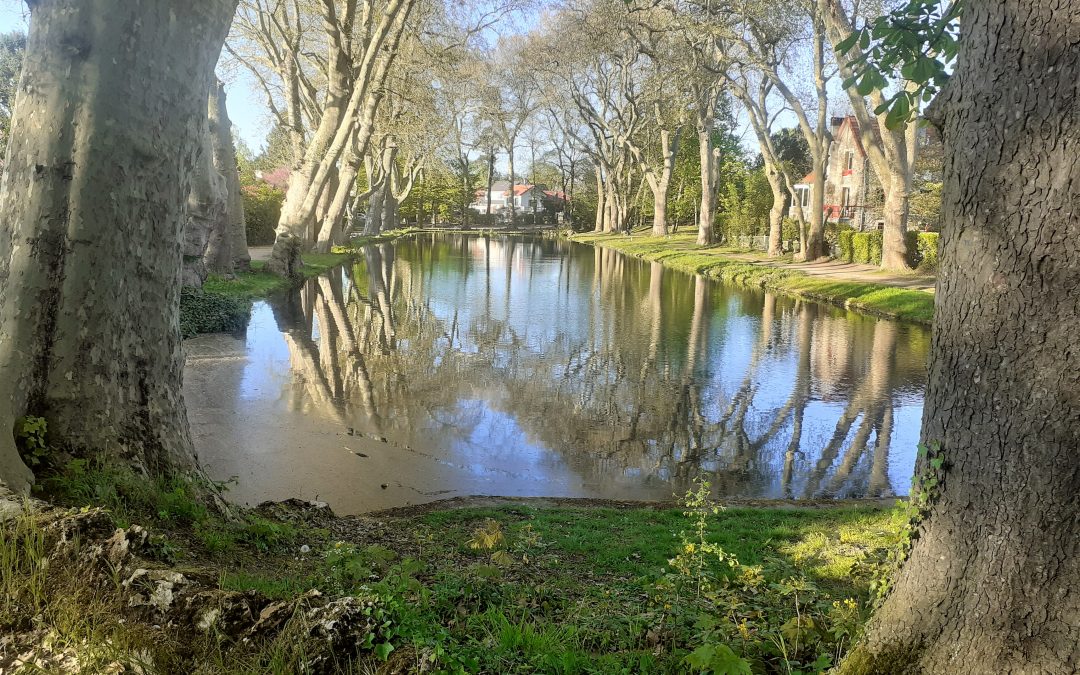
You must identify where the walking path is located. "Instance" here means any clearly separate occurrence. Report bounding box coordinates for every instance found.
[249,245,273,262]
[722,253,936,293]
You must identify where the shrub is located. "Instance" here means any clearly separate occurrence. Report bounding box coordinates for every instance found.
[179,287,251,339]
[915,232,940,272]
[838,230,855,262]
[827,223,852,259]
[851,230,883,265]
[242,183,285,246]
[781,217,801,243]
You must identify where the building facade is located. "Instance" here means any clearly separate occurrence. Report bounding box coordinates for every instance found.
[792,116,880,231]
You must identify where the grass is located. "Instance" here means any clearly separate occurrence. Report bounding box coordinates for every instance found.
[8,454,906,673]
[570,230,936,325]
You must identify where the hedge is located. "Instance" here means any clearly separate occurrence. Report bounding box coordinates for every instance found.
[836,229,938,271]
[179,287,252,339]
[850,230,883,265]
[912,231,940,272]
[838,230,855,262]
[242,183,285,246]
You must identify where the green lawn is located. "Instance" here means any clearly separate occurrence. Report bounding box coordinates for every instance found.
[12,459,908,673]
[571,231,936,325]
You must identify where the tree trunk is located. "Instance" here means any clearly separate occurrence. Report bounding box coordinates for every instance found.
[604,179,618,233]
[839,3,1080,673]
[364,183,386,236]
[182,103,226,288]
[697,126,716,246]
[652,190,669,237]
[804,164,826,261]
[213,80,251,273]
[880,173,911,270]
[382,188,398,233]
[485,149,495,219]
[507,144,517,223]
[0,0,237,492]
[202,81,233,277]
[593,165,605,232]
[766,165,785,257]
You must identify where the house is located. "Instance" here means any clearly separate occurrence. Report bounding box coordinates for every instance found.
[791,116,878,230]
[471,181,549,214]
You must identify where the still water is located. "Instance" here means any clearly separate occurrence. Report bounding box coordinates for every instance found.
[184,234,929,514]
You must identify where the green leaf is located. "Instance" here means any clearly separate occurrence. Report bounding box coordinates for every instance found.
[856,75,876,96]
[685,644,716,670]
[684,644,752,675]
[836,30,861,53]
[902,57,939,84]
[709,645,753,675]
[374,642,395,661]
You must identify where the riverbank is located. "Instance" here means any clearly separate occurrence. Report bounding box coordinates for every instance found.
[180,228,419,339]
[570,231,936,325]
[3,465,906,673]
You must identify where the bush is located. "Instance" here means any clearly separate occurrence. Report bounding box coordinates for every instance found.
[838,230,855,262]
[826,223,852,258]
[242,183,285,246]
[914,232,940,272]
[781,217,801,243]
[851,230,883,265]
[179,287,251,339]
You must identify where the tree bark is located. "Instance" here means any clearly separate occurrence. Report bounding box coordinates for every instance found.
[696,124,717,246]
[593,165,605,232]
[213,80,251,273]
[203,81,234,277]
[805,155,827,260]
[839,3,1080,672]
[765,165,785,257]
[182,102,226,288]
[0,0,237,492]
[507,142,517,223]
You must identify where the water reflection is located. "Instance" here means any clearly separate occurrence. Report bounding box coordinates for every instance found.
[185,234,929,513]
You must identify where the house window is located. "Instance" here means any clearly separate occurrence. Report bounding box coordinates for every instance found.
[844,151,855,172]
[841,187,851,207]
[792,187,810,209]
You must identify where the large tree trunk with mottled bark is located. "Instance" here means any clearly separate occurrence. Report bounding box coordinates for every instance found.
[593,165,604,233]
[182,82,228,288]
[696,124,717,246]
[838,3,1079,673]
[212,80,251,273]
[0,0,237,492]
[879,173,911,270]
[202,82,233,277]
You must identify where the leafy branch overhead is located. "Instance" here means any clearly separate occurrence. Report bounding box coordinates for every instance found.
[836,0,964,129]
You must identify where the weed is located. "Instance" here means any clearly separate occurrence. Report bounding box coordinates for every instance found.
[14,415,49,467]
[0,505,47,620]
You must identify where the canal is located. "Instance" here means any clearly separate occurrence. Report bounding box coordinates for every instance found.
[184,234,929,514]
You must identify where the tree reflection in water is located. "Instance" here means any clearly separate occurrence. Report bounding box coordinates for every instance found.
[255,234,928,505]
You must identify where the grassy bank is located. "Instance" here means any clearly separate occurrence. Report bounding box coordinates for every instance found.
[570,231,935,325]
[180,229,420,339]
[4,460,906,673]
